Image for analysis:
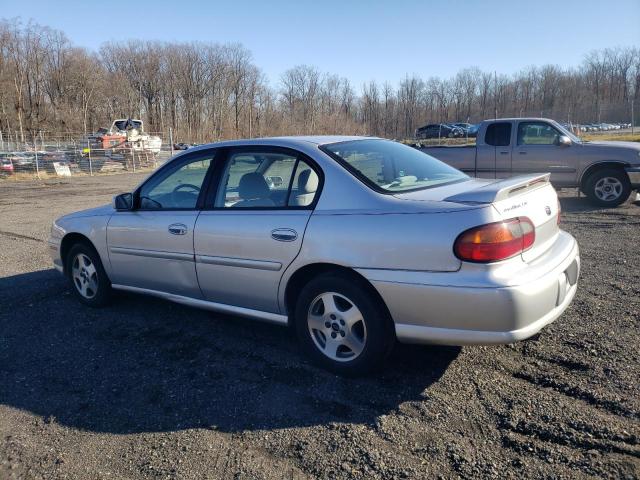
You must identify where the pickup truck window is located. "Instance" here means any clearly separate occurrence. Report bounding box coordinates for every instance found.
[517,122,561,145]
[322,139,468,193]
[485,123,511,147]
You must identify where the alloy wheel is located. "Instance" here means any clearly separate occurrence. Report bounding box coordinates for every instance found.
[71,253,98,299]
[594,176,623,202]
[307,292,367,362]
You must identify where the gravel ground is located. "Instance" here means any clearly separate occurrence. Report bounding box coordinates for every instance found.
[0,174,638,479]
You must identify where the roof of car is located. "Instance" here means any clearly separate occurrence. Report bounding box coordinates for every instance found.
[270,135,375,145]
[182,136,379,155]
[489,117,558,122]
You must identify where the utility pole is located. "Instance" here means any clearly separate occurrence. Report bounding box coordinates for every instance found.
[34,147,40,180]
[632,98,635,135]
[494,71,498,120]
[87,139,93,176]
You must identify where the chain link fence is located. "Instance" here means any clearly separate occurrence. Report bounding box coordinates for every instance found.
[0,131,175,181]
[1,118,637,181]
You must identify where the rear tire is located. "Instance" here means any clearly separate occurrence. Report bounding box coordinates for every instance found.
[584,168,631,207]
[66,243,112,307]
[294,272,395,376]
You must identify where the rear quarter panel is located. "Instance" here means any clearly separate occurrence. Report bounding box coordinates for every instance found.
[278,204,499,310]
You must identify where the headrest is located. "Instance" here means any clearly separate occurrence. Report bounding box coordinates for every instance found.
[239,172,270,199]
[297,169,319,194]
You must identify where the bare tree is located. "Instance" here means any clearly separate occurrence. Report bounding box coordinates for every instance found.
[0,18,638,143]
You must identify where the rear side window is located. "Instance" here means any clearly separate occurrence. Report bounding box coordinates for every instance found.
[214,150,319,208]
[322,139,468,193]
[485,123,512,147]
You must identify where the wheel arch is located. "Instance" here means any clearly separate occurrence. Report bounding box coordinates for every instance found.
[579,161,629,190]
[60,232,99,276]
[283,262,394,329]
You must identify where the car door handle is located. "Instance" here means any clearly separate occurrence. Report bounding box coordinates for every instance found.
[499,151,509,155]
[518,151,527,155]
[168,223,187,235]
[271,228,297,242]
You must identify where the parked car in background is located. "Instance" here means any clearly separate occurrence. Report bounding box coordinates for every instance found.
[0,156,14,175]
[415,123,464,139]
[41,151,66,163]
[0,152,34,172]
[173,143,191,151]
[13,152,35,170]
[451,123,479,137]
[50,136,579,375]
[417,118,640,207]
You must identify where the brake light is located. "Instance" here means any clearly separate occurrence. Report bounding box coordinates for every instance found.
[454,217,535,263]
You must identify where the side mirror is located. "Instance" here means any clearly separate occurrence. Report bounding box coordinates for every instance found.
[113,192,133,211]
[557,135,572,147]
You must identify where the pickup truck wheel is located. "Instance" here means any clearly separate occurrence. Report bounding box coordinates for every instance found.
[584,168,631,207]
[66,243,112,307]
[294,273,394,376]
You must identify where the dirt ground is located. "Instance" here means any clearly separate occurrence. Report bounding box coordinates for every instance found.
[0,174,638,479]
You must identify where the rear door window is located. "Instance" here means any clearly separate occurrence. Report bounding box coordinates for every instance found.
[213,150,320,208]
[485,123,512,147]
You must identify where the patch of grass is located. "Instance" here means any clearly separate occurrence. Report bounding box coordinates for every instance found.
[581,132,640,142]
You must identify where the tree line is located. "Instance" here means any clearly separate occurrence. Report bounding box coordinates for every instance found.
[0,18,638,145]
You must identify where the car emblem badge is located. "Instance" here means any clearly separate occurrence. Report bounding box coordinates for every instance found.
[545,206,552,216]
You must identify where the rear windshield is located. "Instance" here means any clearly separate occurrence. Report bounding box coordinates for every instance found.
[322,139,468,193]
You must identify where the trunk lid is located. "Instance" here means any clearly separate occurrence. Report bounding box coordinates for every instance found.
[442,174,560,263]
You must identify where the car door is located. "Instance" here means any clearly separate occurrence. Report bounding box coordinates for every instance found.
[512,121,576,185]
[194,147,322,314]
[476,122,512,179]
[107,150,216,297]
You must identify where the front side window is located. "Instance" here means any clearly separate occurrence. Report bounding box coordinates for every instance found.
[322,139,468,193]
[517,122,561,145]
[214,150,319,208]
[138,156,212,209]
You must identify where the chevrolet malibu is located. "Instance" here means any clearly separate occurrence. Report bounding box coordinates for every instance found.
[49,136,580,375]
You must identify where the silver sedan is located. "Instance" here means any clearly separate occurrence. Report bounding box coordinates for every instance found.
[49,136,580,375]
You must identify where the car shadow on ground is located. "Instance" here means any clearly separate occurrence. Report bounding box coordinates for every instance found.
[0,269,459,434]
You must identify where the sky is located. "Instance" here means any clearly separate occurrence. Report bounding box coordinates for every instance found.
[1,0,639,87]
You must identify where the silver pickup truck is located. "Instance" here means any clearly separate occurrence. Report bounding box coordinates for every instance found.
[418,118,640,207]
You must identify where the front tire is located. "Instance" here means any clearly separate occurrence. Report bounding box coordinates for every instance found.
[66,243,112,307]
[294,272,394,376]
[584,168,631,207]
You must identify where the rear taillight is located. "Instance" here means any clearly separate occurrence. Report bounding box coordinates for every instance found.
[454,217,535,263]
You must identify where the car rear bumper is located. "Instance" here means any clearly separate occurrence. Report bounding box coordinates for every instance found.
[358,231,580,345]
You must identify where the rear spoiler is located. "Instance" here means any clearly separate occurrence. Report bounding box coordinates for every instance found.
[444,173,551,204]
